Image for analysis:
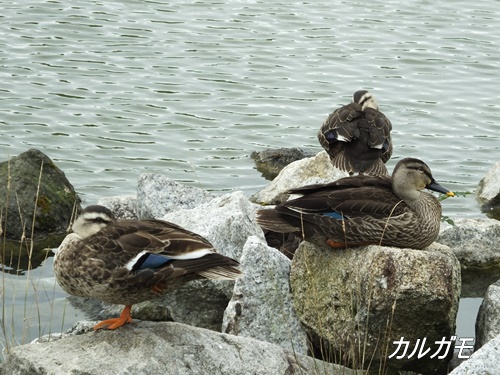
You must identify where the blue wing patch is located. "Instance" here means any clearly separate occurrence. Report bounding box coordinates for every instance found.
[322,212,346,220]
[325,130,338,143]
[133,253,172,271]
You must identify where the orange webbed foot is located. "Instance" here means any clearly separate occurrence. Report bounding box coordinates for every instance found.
[93,305,134,331]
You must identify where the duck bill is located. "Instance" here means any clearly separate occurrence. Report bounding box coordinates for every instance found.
[427,179,455,197]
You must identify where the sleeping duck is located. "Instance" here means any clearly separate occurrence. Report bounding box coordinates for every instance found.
[54,205,241,330]
[257,158,454,250]
[318,90,393,175]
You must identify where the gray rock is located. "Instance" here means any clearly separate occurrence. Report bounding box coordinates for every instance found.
[0,148,81,241]
[290,241,461,374]
[250,151,348,205]
[476,160,500,212]
[438,218,500,297]
[448,333,500,375]
[142,278,236,332]
[68,280,232,333]
[250,147,315,180]
[222,236,309,354]
[439,218,500,269]
[147,191,264,330]
[163,191,264,261]
[66,296,174,327]
[475,280,500,349]
[1,321,356,375]
[97,195,138,219]
[136,173,215,219]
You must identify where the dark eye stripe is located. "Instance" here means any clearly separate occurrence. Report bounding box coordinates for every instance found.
[91,217,111,224]
[359,97,370,106]
[410,165,432,180]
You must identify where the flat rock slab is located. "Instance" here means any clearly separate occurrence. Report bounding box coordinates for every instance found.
[1,321,356,375]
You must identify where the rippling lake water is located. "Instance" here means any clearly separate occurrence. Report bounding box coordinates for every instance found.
[1,0,499,352]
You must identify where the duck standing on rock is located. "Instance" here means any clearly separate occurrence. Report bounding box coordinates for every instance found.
[257,158,454,250]
[54,205,241,330]
[318,90,393,175]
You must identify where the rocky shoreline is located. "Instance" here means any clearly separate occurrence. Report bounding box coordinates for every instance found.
[1,149,500,374]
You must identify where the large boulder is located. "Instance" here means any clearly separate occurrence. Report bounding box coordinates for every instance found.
[69,278,233,333]
[475,280,500,349]
[438,218,500,297]
[163,191,264,262]
[0,149,81,241]
[0,321,356,375]
[222,236,309,354]
[250,151,348,205]
[250,147,315,180]
[448,333,500,375]
[290,241,461,374]
[136,173,216,219]
[476,161,500,215]
[153,191,263,331]
[97,195,138,219]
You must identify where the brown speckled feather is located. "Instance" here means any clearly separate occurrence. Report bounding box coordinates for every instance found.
[257,158,453,250]
[54,216,241,306]
[318,91,392,175]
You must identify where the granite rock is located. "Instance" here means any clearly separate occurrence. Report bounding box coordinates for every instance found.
[136,173,215,219]
[222,236,309,354]
[0,321,356,375]
[250,151,348,205]
[290,241,461,374]
[476,160,500,212]
[475,280,500,349]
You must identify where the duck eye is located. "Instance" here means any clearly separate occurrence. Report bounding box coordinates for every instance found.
[92,217,109,224]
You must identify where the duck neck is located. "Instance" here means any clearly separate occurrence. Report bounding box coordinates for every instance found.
[394,185,441,215]
[402,194,442,229]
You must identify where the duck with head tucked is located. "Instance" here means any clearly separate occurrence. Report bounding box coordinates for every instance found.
[54,205,241,330]
[257,158,454,250]
[318,90,393,176]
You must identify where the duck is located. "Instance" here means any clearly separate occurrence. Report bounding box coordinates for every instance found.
[54,205,241,330]
[256,158,454,250]
[317,90,393,175]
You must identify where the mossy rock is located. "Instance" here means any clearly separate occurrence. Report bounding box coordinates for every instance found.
[250,147,315,180]
[0,149,81,243]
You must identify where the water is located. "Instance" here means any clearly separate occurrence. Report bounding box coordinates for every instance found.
[1,0,499,353]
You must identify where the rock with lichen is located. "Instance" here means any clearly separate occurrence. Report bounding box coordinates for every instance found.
[0,149,81,241]
[290,241,461,374]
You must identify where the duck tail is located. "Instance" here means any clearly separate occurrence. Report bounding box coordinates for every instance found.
[363,158,389,176]
[330,151,355,175]
[196,254,242,280]
[256,209,299,233]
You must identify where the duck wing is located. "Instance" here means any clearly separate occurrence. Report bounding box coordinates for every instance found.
[318,103,362,149]
[283,175,407,220]
[318,103,393,175]
[85,220,240,280]
[364,108,392,163]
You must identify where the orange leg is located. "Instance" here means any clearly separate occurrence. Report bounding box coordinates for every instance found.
[93,305,134,331]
